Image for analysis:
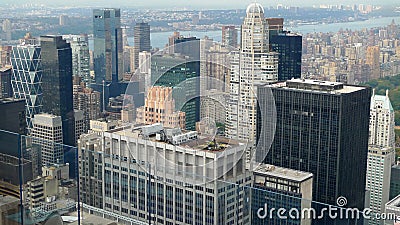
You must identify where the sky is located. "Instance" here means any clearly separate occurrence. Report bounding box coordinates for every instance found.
[0,0,397,9]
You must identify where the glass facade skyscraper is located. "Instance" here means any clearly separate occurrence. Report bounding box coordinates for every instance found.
[257,79,371,211]
[40,35,74,146]
[11,42,42,130]
[93,8,123,83]
[270,32,302,81]
[133,22,151,70]
[151,55,200,131]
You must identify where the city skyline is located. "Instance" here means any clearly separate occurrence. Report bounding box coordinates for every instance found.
[0,0,396,8]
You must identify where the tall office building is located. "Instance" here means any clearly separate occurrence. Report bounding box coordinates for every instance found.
[78,123,251,225]
[136,86,186,129]
[258,79,371,211]
[93,8,123,83]
[221,26,238,48]
[11,39,42,130]
[226,3,279,141]
[266,18,302,81]
[0,67,12,98]
[133,22,151,69]
[31,113,63,166]
[40,35,74,146]
[151,54,200,130]
[63,34,91,84]
[0,98,26,135]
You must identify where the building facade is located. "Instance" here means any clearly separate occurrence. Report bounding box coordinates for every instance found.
[258,79,371,212]
[63,34,91,84]
[136,86,186,130]
[367,91,396,225]
[93,8,123,83]
[0,67,12,98]
[251,164,313,225]
[11,41,42,130]
[226,3,279,141]
[133,22,151,70]
[40,35,74,146]
[31,113,64,166]
[78,123,251,224]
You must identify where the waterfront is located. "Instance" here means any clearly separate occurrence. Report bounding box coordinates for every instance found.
[88,16,400,50]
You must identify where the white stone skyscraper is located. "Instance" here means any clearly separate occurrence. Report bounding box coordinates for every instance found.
[366,90,396,225]
[226,3,278,142]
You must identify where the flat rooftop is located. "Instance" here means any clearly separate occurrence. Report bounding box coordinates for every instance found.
[253,163,313,182]
[109,124,241,151]
[267,78,366,94]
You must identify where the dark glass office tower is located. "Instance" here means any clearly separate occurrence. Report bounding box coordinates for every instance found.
[173,36,200,61]
[151,55,200,130]
[266,18,302,81]
[40,35,74,146]
[270,32,302,81]
[93,8,123,83]
[257,79,371,211]
[133,22,151,69]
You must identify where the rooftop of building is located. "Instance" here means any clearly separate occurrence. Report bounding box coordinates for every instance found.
[386,194,400,208]
[0,98,25,104]
[0,195,19,206]
[246,3,264,14]
[253,163,313,182]
[267,78,366,94]
[371,90,393,111]
[0,66,12,72]
[109,123,242,152]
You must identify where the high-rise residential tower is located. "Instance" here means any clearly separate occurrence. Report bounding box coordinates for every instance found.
[226,3,279,141]
[11,38,42,130]
[258,79,371,212]
[366,91,396,225]
[93,8,123,83]
[40,35,74,146]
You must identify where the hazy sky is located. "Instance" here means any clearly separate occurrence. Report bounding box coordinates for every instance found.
[1,0,397,9]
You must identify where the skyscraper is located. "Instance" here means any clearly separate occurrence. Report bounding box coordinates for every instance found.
[258,79,371,211]
[266,18,302,81]
[226,3,279,141]
[78,123,251,224]
[136,86,186,130]
[366,91,396,224]
[93,8,123,83]
[31,113,63,165]
[221,26,238,48]
[0,67,12,98]
[63,34,91,84]
[151,55,200,130]
[40,35,74,146]
[133,22,151,70]
[11,38,42,130]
